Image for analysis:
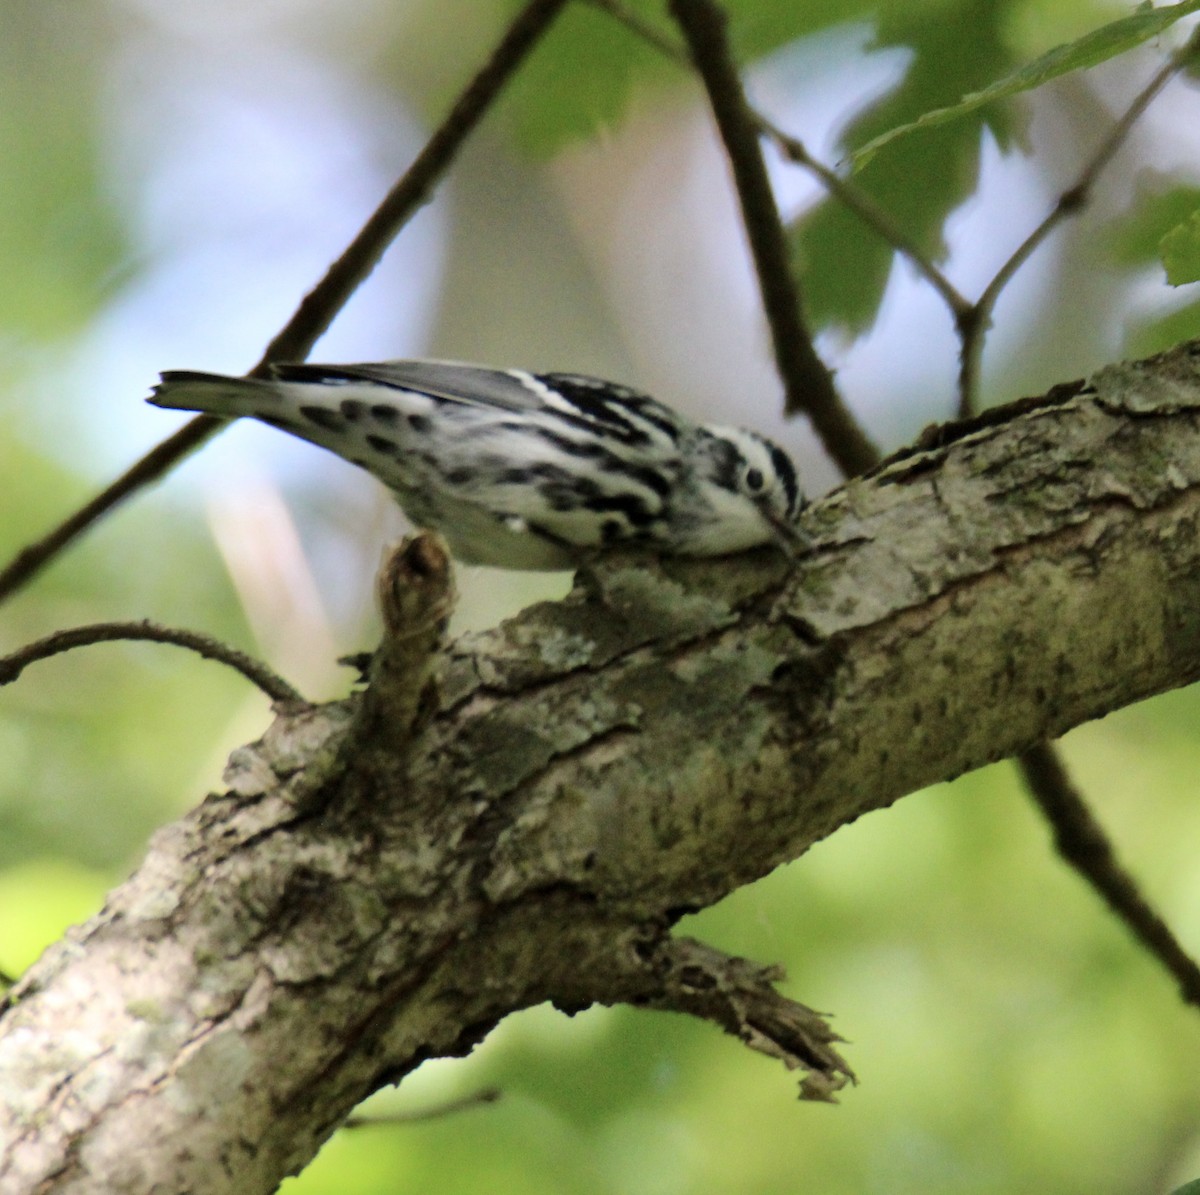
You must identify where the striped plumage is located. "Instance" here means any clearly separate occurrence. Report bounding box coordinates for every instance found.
[149,359,806,570]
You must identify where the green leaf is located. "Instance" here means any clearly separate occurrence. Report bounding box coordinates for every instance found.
[791,0,1017,333]
[502,0,884,155]
[503,0,670,152]
[0,60,129,336]
[1106,179,1200,265]
[1168,1182,1200,1195]
[850,0,1200,170]
[1105,177,1200,285]
[1121,296,1200,359]
[1160,209,1200,284]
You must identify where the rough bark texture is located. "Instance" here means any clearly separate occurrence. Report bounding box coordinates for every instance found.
[6,342,1200,1193]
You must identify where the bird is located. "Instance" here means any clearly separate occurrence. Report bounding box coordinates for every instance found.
[149,358,807,570]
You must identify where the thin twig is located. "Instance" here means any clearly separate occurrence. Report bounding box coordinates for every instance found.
[954,306,988,422]
[957,37,1196,418]
[586,0,683,61]
[587,0,971,322]
[253,0,572,368]
[0,420,224,607]
[668,0,879,478]
[0,0,572,607]
[344,1087,502,1128]
[1017,743,1200,1008]
[760,118,972,319]
[0,620,305,705]
[593,0,1192,421]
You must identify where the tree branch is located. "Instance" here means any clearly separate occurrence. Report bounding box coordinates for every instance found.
[597,0,1200,1027]
[585,0,972,320]
[0,0,571,607]
[344,1087,502,1128]
[664,0,1186,1005]
[957,29,1200,418]
[669,0,879,476]
[6,341,1200,1191]
[618,936,853,1102]
[944,35,1200,1009]
[1016,742,1200,1006]
[0,619,305,705]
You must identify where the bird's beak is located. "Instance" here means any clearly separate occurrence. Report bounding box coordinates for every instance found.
[762,508,811,562]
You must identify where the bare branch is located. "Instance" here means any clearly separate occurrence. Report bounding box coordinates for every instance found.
[600,0,1200,1022]
[760,119,971,319]
[650,0,1199,1004]
[0,619,305,705]
[0,421,222,607]
[0,0,571,607]
[7,343,1200,1190]
[592,0,1195,439]
[619,937,854,1102]
[253,0,572,369]
[669,0,879,477]
[958,33,1200,418]
[355,533,457,750]
[1017,742,1200,1007]
[587,0,971,319]
[344,1088,501,1128]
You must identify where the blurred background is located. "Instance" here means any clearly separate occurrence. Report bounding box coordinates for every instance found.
[3,0,1200,1191]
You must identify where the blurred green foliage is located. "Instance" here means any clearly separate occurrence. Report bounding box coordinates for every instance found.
[1108,180,1200,266]
[791,0,1019,332]
[1161,210,1200,286]
[503,1,673,150]
[3,0,1200,1191]
[1106,179,1200,353]
[0,7,129,337]
[850,0,1200,169]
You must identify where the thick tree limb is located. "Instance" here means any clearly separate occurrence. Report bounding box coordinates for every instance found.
[6,342,1200,1192]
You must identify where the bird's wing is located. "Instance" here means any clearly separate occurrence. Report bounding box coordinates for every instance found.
[268,359,688,454]
[268,359,551,413]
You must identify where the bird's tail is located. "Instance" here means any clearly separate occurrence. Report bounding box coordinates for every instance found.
[148,371,278,419]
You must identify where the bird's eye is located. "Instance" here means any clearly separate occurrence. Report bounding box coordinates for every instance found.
[745,467,765,492]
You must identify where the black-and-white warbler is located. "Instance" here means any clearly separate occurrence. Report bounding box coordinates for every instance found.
[149,359,806,570]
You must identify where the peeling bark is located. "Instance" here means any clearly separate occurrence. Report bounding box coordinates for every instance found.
[5,342,1200,1193]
